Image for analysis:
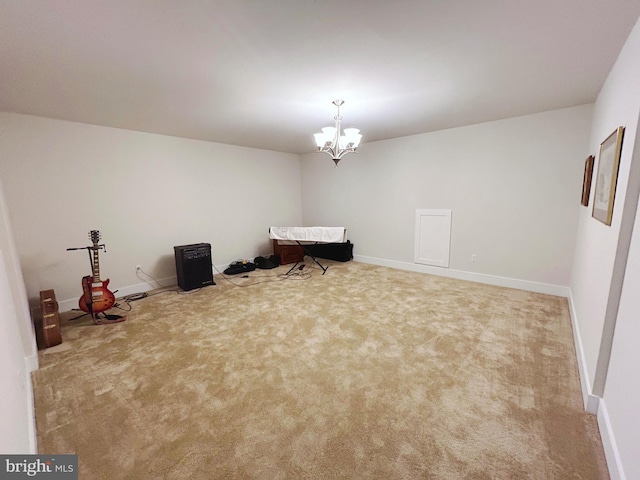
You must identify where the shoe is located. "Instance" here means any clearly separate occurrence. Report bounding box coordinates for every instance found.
[254,255,279,269]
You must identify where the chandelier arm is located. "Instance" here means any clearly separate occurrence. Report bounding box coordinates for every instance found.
[335,149,358,160]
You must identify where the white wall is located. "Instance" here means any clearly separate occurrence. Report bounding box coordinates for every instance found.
[0,113,302,310]
[571,15,640,480]
[301,105,592,289]
[604,127,640,479]
[0,175,37,453]
[570,19,640,394]
[602,122,640,479]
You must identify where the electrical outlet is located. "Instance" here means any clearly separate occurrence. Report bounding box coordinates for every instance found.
[136,264,142,272]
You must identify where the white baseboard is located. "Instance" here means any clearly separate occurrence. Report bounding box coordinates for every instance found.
[567,291,623,479]
[566,291,600,414]
[353,255,571,297]
[113,275,178,299]
[25,352,38,373]
[598,399,625,480]
[24,357,37,454]
[58,275,178,312]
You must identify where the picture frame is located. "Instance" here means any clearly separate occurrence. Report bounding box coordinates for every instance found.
[592,126,625,225]
[580,155,594,206]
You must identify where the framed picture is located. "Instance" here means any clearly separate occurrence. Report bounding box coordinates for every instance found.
[581,155,594,206]
[592,126,625,225]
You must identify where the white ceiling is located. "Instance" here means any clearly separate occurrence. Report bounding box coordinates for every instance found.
[1,1,639,154]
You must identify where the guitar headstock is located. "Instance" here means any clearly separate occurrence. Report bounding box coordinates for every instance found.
[89,230,101,246]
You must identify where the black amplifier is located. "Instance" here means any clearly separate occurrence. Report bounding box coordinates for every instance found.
[174,243,215,291]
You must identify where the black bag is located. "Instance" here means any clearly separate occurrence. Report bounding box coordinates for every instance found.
[307,241,354,262]
[254,255,280,269]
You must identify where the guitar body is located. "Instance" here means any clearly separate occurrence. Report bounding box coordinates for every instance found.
[78,274,116,314]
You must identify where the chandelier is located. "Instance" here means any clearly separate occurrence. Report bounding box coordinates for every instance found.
[313,100,362,166]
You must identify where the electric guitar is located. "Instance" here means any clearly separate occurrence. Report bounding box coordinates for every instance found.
[78,230,116,316]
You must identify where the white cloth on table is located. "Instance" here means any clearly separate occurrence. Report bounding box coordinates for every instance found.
[269,226,347,244]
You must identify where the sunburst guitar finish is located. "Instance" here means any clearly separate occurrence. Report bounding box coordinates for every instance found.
[78,230,116,316]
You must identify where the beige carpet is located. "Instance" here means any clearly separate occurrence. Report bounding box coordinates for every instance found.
[32,260,609,479]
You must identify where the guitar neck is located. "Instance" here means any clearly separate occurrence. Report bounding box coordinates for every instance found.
[92,246,101,282]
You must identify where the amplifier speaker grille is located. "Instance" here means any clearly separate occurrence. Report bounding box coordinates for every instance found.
[174,243,215,291]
